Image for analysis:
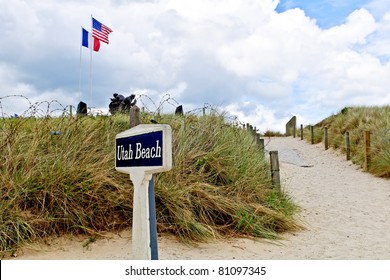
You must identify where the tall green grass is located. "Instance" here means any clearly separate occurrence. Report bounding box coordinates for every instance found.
[0,112,301,255]
[303,106,390,177]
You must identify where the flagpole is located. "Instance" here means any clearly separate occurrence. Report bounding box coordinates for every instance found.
[89,15,93,111]
[79,26,83,103]
[90,39,92,109]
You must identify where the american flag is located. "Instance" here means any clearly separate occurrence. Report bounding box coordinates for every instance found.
[92,17,112,44]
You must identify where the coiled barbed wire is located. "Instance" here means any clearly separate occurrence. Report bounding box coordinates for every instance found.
[0,93,262,133]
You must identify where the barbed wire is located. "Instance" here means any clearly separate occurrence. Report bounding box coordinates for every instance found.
[0,95,71,118]
[0,93,262,133]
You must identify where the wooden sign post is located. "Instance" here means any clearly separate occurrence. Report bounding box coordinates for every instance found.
[115,124,172,260]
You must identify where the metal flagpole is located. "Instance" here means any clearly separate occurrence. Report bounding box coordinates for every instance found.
[78,26,83,103]
[89,15,93,110]
[90,39,92,109]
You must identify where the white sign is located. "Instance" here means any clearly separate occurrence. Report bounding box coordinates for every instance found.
[115,124,172,260]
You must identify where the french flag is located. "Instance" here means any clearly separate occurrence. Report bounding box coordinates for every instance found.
[81,27,100,52]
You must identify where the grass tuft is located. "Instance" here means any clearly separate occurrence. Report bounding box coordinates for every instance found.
[1,112,301,254]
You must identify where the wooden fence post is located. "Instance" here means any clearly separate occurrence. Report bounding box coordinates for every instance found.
[345,132,350,161]
[258,137,265,157]
[364,131,371,171]
[269,151,280,187]
[310,126,314,144]
[255,133,261,146]
[300,124,303,140]
[259,138,265,151]
[324,127,329,150]
[130,105,140,128]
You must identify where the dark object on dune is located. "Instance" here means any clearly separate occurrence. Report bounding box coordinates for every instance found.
[175,105,183,116]
[109,93,137,114]
[77,101,88,116]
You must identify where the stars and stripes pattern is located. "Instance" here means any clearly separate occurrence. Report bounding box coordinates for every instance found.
[92,17,113,44]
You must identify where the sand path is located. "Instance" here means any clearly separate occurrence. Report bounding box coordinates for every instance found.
[10,137,390,260]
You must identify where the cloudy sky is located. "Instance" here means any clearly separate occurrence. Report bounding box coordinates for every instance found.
[1,0,390,132]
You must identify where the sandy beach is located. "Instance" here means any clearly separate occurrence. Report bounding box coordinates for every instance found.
[9,137,390,260]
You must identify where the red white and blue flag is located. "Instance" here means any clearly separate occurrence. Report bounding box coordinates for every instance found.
[92,17,113,44]
[81,27,100,52]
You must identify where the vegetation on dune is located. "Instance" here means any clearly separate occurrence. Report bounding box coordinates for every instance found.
[303,106,390,177]
[262,130,285,137]
[0,112,301,255]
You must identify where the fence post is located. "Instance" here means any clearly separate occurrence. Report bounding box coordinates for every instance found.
[259,138,265,151]
[251,125,256,137]
[258,137,265,157]
[310,126,314,144]
[364,131,371,171]
[269,151,280,187]
[324,127,329,150]
[345,132,350,161]
[300,124,303,140]
[130,105,140,128]
[255,133,261,146]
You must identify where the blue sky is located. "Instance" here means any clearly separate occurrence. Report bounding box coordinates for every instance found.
[1,0,390,132]
[276,0,373,28]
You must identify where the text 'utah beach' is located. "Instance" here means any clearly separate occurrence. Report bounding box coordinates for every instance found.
[117,140,162,160]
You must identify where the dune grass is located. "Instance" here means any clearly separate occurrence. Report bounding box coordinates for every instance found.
[303,106,390,177]
[0,112,301,255]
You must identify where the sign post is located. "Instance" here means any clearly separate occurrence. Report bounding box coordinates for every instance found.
[115,124,172,260]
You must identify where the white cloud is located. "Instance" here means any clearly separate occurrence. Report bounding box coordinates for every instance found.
[1,0,390,131]
[224,102,293,133]
[320,9,377,47]
[364,11,390,59]
[217,7,320,79]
